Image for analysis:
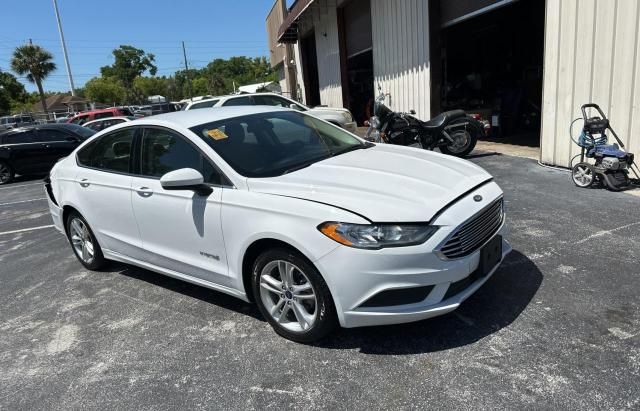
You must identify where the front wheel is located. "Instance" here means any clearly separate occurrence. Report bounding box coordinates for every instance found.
[252,248,337,343]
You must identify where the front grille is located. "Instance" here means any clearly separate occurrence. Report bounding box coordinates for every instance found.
[439,198,504,259]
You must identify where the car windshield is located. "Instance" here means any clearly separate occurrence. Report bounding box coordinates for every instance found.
[190,111,369,178]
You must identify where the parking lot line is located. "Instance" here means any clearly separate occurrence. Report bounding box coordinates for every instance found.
[0,225,54,236]
[0,182,43,190]
[0,198,46,207]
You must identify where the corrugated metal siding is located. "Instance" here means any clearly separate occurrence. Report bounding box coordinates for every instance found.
[312,0,344,107]
[371,0,431,120]
[541,0,640,167]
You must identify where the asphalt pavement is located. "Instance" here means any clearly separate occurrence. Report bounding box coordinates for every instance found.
[0,152,639,410]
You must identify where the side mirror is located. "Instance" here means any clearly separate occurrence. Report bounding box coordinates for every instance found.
[289,103,301,111]
[409,109,416,115]
[160,168,212,196]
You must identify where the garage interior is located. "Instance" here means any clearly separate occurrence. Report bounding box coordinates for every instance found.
[432,0,545,147]
[338,0,373,126]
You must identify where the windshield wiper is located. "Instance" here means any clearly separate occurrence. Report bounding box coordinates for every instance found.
[330,142,374,157]
[282,153,332,175]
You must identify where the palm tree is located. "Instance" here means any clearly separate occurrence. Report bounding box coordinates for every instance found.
[11,44,57,114]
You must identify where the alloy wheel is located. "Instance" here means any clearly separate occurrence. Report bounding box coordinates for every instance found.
[259,260,318,333]
[69,217,95,264]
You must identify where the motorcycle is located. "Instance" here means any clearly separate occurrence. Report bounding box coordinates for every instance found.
[364,86,483,157]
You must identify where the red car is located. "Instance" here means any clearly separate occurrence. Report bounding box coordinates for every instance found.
[66,108,133,125]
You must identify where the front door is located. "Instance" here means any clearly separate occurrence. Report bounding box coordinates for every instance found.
[130,127,229,285]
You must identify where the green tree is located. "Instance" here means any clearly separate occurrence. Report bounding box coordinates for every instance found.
[101,45,157,93]
[84,76,126,105]
[10,44,57,114]
[0,70,28,115]
[133,76,168,101]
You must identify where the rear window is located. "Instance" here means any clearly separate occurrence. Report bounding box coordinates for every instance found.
[189,100,219,110]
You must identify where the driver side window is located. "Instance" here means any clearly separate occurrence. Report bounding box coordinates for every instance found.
[140,128,225,185]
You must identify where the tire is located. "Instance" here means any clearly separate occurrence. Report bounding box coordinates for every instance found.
[571,162,595,188]
[439,119,479,157]
[65,211,107,270]
[252,248,337,343]
[0,160,14,185]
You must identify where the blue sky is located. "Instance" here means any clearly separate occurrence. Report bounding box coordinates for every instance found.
[0,0,276,93]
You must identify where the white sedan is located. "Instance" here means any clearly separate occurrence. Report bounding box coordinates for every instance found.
[45,106,510,342]
[83,116,135,132]
[181,93,357,132]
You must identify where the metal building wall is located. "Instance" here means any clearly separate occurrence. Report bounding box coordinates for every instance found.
[311,0,344,107]
[371,0,431,120]
[541,0,640,167]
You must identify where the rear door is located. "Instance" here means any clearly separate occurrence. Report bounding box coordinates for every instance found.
[32,129,78,170]
[74,127,143,258]
[2,131,46,174]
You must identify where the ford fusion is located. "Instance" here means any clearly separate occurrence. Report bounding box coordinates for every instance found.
[45,106,511,342]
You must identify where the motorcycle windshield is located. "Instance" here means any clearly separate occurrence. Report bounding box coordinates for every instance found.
[374,101,393,120]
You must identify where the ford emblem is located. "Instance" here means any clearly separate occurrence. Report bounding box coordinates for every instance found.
[473,195,483,202]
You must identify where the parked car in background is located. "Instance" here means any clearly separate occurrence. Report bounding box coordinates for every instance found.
[180,98,220,111]
[67,108,134,125]
[0,114,36,131]
[83,116,135,132]
[182,93,357,132]
[45,106,509,342]
[0,123,95,184]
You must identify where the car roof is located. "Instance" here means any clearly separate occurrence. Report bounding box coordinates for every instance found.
[139,106,289,128]
[73,108,122,116]
[84,116,132,124]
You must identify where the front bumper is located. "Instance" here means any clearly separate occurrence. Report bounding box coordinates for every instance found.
[315,181,512,328]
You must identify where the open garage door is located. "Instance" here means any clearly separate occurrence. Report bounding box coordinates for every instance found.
[434,0,545,147]
[338,0,373,125]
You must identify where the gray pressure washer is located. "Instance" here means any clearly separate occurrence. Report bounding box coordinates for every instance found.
[570,103,640,191]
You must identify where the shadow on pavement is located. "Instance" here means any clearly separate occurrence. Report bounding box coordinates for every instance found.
[466,151,503,159]
[107,250,540,353]
[320,250,542,354]
[112,264,264,322]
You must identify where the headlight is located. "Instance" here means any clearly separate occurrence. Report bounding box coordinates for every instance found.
[318,222,438,249]
[368,116,380,129]
[341,111,353,122]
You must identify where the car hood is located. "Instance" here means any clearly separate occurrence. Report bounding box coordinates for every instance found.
[246,145,492,222]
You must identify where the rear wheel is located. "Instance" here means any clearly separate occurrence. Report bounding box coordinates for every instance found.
[572,162,595,188]
[65,211,107,270]
[440,121,478,157]
[252,248,337,343]
[0,161,14,185]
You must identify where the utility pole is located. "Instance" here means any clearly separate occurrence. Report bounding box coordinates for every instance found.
[52,0,76,96]
[182,41,193,101]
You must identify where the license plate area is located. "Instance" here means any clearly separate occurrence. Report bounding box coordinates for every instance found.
[480,235,502,276]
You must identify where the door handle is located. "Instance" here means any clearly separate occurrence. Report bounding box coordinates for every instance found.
[79,178,90,187]
[136,186,153,197]
[41,143,51,148]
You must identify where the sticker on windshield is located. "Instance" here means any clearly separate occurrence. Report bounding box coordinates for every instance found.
[206,129,228,140]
